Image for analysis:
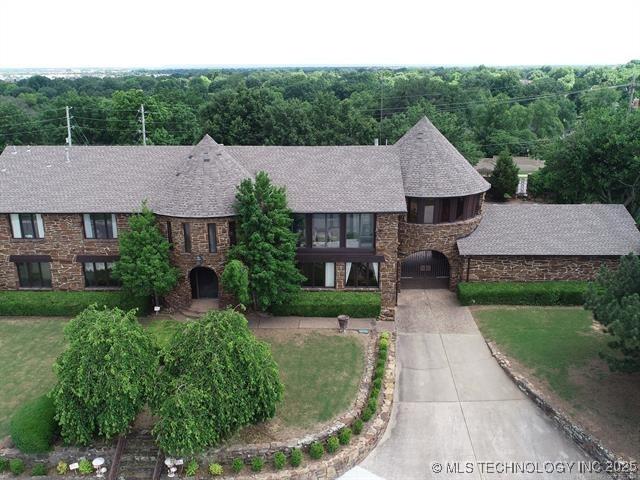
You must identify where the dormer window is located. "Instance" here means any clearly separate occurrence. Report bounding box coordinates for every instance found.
[10,214,44,239]
[83,213,118,239]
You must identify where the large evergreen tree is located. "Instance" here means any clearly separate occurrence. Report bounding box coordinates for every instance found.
[112,203,179,306]
[489,150,520,200]
[585,254,640,373]
[230,172,304,311]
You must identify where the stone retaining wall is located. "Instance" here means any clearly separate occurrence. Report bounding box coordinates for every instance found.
[485,340,637,480]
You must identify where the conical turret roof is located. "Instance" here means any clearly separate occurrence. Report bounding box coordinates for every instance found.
[396,117,490,198]
[154,135,251,217]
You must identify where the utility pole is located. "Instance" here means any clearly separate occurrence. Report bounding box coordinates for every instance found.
[139,104,147,146]
[629,74,637,112]
[65,106,72,147]
[379,75,383,144]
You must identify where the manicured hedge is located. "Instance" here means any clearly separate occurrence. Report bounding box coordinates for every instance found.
[0,291,150,316]
[457,281,590,306]
[270,291,381,317]
[10,394,58,453]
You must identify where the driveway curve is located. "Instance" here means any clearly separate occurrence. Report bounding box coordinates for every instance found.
[341,290,606,480]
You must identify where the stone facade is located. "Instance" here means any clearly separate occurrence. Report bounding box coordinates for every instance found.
[398,210,483,290]
[0,213,127,291]
[461,255,620,282]
[157,215,234,310]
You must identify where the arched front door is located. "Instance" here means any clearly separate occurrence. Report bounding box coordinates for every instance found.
[189,267,219,299]
[400,250,450,289]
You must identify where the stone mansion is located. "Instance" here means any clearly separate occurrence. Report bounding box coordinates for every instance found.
[1,117,639,320]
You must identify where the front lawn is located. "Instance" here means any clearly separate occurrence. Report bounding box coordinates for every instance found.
[473,307,640,459]
[0,318,67,438]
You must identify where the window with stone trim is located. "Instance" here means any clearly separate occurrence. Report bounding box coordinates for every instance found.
[208,223,217,253]
[10,213,44,239]
[182,223,192,253]
[83,261,120,288]
[16,261,52,288]
[83,213,117,239]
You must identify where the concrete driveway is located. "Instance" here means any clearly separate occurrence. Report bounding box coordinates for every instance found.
[341,290,606,480]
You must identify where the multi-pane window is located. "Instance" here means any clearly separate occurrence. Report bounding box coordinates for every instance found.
[16,262,52,288]
[182,223,192,253]
[208,223,217,253]
[83,213,117,239]
[346,214,374,248]
[346,262,379,288]
[293,214,307,247]
[405,196,482,224]
[83,262,119,288]
[312,214,341,248]
[300,262,335,288]
[10,213,44,239]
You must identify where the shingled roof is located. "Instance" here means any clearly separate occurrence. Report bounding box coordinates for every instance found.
[396,117,490,197]
[0,117,491,216]
[457,203,640,256]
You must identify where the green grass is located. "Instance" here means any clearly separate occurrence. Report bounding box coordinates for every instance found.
[144,319,185,349]
[263,331,365,426]
[0,319,67,438]
[473,307,609,400]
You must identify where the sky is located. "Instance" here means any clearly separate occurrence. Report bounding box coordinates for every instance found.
[0,0,638,69]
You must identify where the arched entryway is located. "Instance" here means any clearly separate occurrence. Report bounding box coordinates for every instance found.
[189,267,219,299]
[400,250,450,289]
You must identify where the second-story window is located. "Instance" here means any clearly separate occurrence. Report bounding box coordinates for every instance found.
[10,213,44,239]
[208,223,217,253]
[293,214,307,247]
[346,214,374,248]
[312,213,340,248]
[83,213,117,239]
[182,223,191,253]
[228,221,237,246]
[166,221,173,249]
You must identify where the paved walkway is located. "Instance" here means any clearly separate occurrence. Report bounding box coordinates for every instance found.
[342,290,605,480]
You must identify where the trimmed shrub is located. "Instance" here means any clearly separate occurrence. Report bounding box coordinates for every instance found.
[361,406,374,422]
[352,418,364,435]
[338,427,352,445]
[32,463,47,476]
[290,448,303,467]
[270,291,381,317]
[0,458,9,472]
[56,461,69,474]
[251,457,264,472]
[232,458,244,473]
[457,281,589,306]
[0,290,149,316]
[208,463,223,476]
[375,366,385,379]
[273,452,286,470]
[372,377,382,389]
[10,394,57,453]
[185,459,198,476]
[326,436,340,453]
[309,441,324,459]
[9,459,25,475]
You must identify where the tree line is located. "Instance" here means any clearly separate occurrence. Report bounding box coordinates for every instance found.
[1,63,638,160]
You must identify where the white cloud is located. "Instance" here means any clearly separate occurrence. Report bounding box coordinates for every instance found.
[0,0,638,68]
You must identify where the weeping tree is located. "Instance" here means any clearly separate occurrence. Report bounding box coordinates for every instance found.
[113,202,179,306]
[230,171,304,311]
[585,254,640,373]
[151,309,282,456]
[51,306,158,445]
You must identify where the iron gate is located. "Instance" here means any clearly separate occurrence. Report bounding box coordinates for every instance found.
[401,250,450,279]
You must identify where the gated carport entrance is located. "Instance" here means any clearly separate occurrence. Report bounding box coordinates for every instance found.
[400,250,450,289]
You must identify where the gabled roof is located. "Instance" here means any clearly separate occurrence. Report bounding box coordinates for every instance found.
[153,135,251,217]
[396,117,490,198]
[457,203,640,256]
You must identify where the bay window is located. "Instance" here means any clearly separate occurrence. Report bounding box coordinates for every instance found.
[10,213,44,239]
